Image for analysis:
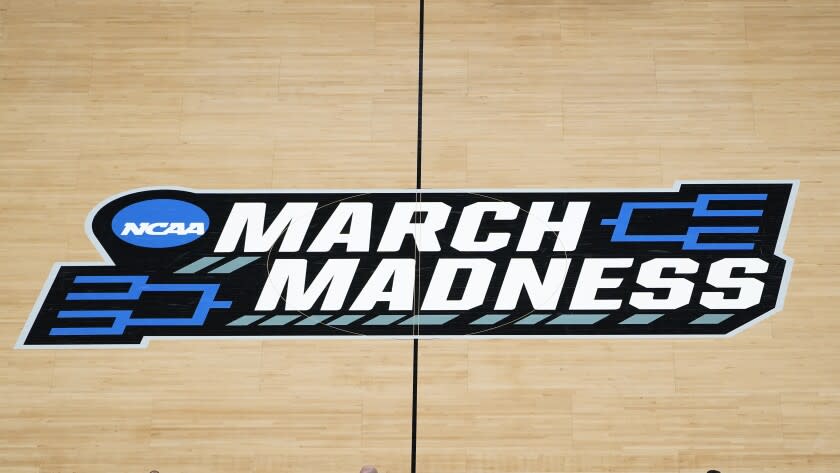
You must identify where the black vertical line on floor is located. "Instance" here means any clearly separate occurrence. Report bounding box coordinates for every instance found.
[411,0,424,472]
[415,0,424,191]
[410,337,419,473]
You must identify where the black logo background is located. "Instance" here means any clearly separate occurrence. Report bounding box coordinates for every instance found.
[20,182,795,347]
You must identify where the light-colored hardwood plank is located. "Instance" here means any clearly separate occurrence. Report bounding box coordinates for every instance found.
[420,1,840,472]
[0,1,417,472]
[2,0,839,472]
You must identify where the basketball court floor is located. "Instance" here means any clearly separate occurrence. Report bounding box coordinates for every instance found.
[1,0,839,472]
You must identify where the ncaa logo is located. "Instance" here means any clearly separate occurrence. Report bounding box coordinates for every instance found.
[111,199,209,248]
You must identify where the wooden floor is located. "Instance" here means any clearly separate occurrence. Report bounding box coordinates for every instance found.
[1,0,839,472]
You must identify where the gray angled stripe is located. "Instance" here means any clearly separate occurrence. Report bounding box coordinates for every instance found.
[620,313,664,325]
[295,315,330,326]
[399,314,458,325]
[471,314,509,325]
[690,313,734,325]
[260,315,298,326]
[548,313,609,325]
[208,256,260,274]
[514,313,552,325]
[328,315,364,326]
[227,315,263,326]
[174,256,225,274]
[364,314,405,326]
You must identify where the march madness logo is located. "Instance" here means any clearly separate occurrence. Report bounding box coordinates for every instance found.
[18,181,797,348]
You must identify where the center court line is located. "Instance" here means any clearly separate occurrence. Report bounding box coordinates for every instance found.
[411,0,425,472]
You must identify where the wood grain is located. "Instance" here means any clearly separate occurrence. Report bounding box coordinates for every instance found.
[1,0,839,472]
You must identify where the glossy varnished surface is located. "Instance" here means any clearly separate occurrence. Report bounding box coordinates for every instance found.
[420,2,840,472]
[1,0,839,472]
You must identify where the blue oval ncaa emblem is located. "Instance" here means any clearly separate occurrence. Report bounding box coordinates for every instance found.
[111,199,209,248]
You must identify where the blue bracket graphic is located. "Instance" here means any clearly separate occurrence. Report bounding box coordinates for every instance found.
[50,275,232,336]
[600,193,767,250]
